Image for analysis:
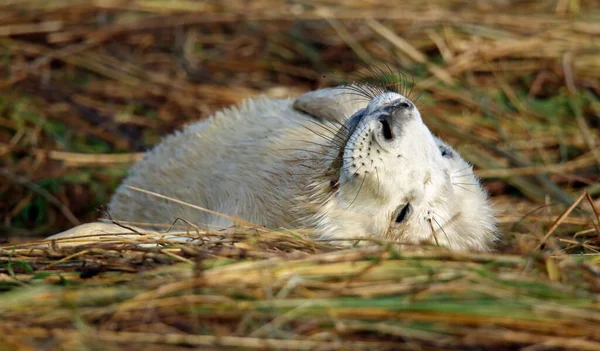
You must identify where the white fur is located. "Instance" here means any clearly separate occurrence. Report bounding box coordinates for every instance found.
[47,87,496,251]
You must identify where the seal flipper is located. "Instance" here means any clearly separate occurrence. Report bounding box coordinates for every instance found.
[292,87,369,123]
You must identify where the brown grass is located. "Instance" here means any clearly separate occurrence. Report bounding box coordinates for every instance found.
[0,0,599,349]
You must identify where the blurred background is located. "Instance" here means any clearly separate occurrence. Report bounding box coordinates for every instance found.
[1,0,599,251]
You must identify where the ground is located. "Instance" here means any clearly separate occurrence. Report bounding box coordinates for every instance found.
[0,1,599,350]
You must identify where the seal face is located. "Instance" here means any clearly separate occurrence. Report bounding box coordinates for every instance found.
[83,84,498,252]
[299,89,496,251]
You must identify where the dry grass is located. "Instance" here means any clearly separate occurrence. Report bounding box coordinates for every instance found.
[1,0,600,349]
[2,227,600,350]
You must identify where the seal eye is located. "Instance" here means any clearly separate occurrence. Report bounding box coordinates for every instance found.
[439,145,453,159]
[395,203,411,223]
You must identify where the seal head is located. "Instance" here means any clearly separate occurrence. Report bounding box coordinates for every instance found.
[302,90,496,251]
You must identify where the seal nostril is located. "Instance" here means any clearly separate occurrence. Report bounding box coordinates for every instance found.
[379,117,394,141]
[397,101,412,109]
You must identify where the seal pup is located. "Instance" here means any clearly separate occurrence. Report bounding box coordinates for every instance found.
[48,80,496,251]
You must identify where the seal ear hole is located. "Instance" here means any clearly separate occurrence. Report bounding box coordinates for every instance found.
[395,203,411,223]
[439,145,454,158]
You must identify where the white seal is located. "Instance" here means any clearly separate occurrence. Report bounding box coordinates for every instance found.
[48,84,496,251]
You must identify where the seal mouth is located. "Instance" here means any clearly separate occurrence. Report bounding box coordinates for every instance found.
[324,109,367,187]
[335,108,367,160]
[344,109,365,138]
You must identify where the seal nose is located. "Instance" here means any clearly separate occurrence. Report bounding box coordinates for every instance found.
[382,100,413,113]
[378,100,414,142]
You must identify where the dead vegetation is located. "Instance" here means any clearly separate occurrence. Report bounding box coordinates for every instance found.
[1,0,599,350]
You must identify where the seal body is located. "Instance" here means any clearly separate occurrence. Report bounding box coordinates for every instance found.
[103,86,496,251]
[107,96,338,229]
[48,86,496,251]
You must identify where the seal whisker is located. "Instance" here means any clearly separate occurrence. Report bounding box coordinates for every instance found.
[282,148,333,157]
[333,163,366,193]
[412,90,424,103]
[383,62,406,95]
[452,173,479,178]
[298,139,345,151]
[453,183,479,195]
[311,123,349,141]
[432,215,452,246]
[296,125,346,148]
[427,218,440,246]
[333,90,374,104]
[294,117,345,135]
[294,155,353,163]
[453,165,473,175]
[345,168,367,211]
[375,166,381,196]
[336,81,375,99]
[303,116,351,136]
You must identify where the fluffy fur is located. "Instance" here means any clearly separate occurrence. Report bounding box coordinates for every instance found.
[48,86,497,251]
